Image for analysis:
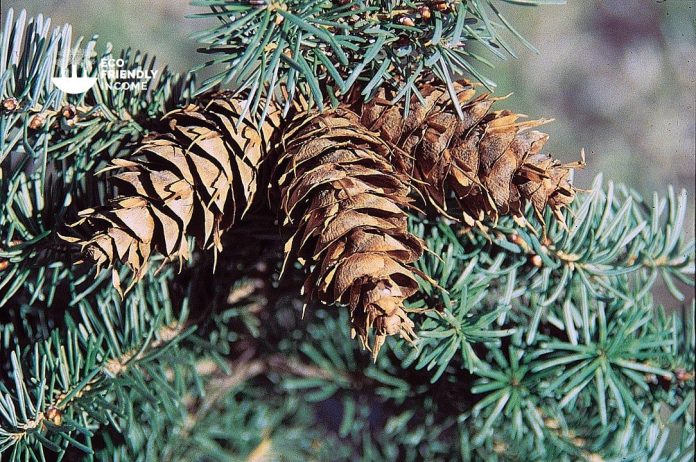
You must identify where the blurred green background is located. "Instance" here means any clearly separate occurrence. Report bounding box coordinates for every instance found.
[3,0,695,238]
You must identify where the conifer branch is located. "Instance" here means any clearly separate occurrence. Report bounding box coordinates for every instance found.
[0,9,195,308]
[191,0,565,118]
[1,4,694,461]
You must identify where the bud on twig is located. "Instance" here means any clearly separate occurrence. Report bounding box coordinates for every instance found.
[45,406,63,426]
[399,15,416,27]
[2,97,18,112]
[418,6,432,21]
[509,232,524,246]
[530,254,543,268]
[29,113,46,130]
[61,104,78,129]
[675,368,694,383]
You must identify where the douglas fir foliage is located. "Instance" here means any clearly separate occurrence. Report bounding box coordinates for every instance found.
[0,2,694,462]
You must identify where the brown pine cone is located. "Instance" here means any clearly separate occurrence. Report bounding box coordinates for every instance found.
[272,107,424,359]
[67,95,279,294]
[351,81,582,228]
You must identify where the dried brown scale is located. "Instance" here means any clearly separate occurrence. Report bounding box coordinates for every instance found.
[350,80,581,229]
[271,108,425,359]
[67,95,280,293]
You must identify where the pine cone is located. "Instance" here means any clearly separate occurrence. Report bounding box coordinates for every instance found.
[68,95,279,293]
[272,108,424,358]
[352,81,582,228]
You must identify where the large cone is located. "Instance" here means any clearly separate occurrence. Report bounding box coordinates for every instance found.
[272,108,424,358]
[352,81,581,228]
[69,95,279,293]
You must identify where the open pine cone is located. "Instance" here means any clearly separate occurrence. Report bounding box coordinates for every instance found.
[67,95,279,293]
[351,81,583,229]
[272,107,424,358]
